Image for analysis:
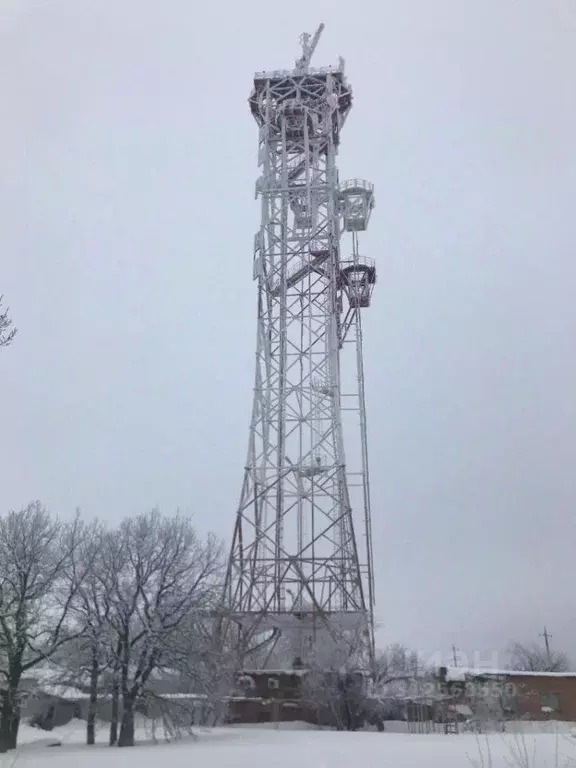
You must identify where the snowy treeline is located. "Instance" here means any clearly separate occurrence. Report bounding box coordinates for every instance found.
[508,642,570,674]
[0,502,226,751]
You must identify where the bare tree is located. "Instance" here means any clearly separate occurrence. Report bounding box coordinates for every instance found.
[0,297,16,348]
[374,643,421,688]
[303,667,370,730]
[371,643,430,724]
[164,613,232,720]
[62,519,113,745]
[508,642,570,673]
[464,679,512,733]
[137,615,232,735]
[299,624,376,730]
[102,510,222,747]
[0,503,86,752]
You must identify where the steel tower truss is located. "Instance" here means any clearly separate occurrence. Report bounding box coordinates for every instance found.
[224,26,376,668]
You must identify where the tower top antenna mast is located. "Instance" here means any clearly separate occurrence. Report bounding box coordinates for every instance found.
[295,22,325,73]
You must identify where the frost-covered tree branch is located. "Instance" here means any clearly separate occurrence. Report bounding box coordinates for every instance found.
[0,296,16,348]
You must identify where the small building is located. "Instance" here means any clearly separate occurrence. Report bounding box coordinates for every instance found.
[227,669,310,724]
[227,668,385,728]
[438,666,576,722]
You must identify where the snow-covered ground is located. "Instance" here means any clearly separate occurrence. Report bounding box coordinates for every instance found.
[7,720,576,768]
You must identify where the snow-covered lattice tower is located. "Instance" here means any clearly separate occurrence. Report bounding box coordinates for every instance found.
[223,25,377,669]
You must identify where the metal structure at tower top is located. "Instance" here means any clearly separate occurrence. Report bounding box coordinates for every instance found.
[223,24,377,669]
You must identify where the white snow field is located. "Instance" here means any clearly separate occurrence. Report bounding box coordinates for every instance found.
[8,721,576,768]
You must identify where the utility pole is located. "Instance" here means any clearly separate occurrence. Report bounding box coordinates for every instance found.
[540,627,552,661]
[452,645,458,667]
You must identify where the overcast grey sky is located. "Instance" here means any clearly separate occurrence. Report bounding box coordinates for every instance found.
[1,0,575,665]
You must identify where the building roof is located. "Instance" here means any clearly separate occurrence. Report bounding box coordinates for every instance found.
[240,669,309,677]
[444,666,576,681]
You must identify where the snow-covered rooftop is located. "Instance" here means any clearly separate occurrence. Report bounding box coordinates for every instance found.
[443,666,576,681]
[240,669,309,677]
[39,685,89,700]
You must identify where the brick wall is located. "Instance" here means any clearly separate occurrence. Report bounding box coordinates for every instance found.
[509,674,576,721]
